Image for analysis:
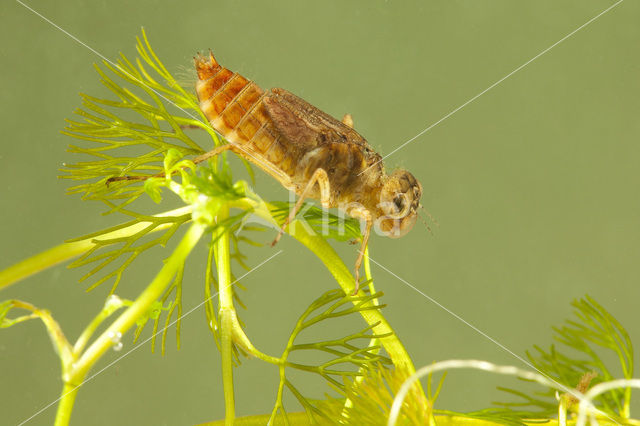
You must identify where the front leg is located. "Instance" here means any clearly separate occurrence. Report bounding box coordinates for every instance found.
[348,206,373,295]
[271,168,331,246]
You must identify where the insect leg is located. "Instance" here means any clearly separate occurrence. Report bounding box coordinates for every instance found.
[271,167,331,247]
[348,207,373,294]
[192,143,234,164]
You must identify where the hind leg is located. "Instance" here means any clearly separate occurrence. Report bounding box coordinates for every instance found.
[192,143,235,164]
[107,144,234,185]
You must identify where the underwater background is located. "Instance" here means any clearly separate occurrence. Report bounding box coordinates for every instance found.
[1,1,639,424]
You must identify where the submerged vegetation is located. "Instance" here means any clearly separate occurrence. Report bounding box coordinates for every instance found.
[0,31,637,426]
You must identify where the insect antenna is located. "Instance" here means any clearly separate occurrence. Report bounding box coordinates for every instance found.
[418,204,438,235]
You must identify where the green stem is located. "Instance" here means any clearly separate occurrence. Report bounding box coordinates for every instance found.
[215,205,235,425]
[230,323,282,365]
[7,300,74,370]
[343,246,378,412]
[220,311,235,426]
[232,200,421,385]
[55,222,205,425]
[200,412,636,426]
[286,220,418,376]
[0,206,192,291]
[0,240,94,291]
[54,383,79,426]
[623,396,631,419]
[6,195,424,419]
[73,295,129,356]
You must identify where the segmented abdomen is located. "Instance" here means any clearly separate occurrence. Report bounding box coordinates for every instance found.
[194,53,295,177]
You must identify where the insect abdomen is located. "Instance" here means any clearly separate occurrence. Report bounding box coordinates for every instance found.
[195,53,296,176]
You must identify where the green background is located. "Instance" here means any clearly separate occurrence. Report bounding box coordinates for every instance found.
[1,0,639,424]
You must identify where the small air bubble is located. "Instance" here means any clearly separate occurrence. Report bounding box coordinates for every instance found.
[105,295,122,309]
[107,330,123,351]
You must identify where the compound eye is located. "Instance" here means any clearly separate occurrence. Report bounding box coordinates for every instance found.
[389,193,411,218]
[393,195,405,212]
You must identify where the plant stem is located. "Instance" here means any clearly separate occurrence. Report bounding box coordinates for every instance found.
[6,196,424,418]
[7,300,74,370]
[54,383,79,426]
[286,220,420,380]
[233,200,422,385]
[203,413,631,426]
[0,240,94,292]
[54,222,205,425]
[0,206,192,291]
[343,246,378,412]
[220,311,235,426]
[73,295,129,356]
[215,205,235,425]
[229,324,282,365]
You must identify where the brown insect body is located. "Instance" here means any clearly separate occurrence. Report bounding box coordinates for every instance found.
[195,53,421,236]
[194,52,422,290]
